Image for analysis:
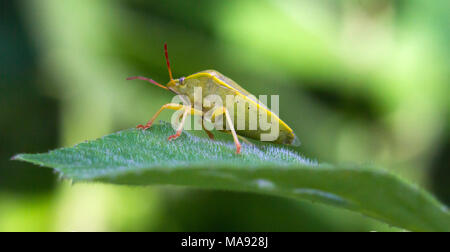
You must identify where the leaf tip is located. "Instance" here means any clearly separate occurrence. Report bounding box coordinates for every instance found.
[11,153,24,161]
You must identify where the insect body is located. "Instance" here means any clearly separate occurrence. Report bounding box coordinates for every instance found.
[127,44,299,154]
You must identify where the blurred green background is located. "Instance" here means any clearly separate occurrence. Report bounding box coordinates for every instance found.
[1,0,448,231]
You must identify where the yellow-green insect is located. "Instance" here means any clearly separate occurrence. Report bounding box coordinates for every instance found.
[127,44,299,154]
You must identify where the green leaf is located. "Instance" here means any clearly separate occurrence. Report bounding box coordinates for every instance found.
[13,122,449,231]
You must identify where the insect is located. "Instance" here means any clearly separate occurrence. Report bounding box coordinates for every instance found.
[127,44,300,154]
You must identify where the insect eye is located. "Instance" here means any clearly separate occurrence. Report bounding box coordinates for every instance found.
[179,77,185,86]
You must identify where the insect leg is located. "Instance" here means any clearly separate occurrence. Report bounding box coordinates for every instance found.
[168,108,189,141]
[137,103,203,130]
[224,132,252,146]
[137,103,183,130]
[201,117,215,140]
[212,107,241,154]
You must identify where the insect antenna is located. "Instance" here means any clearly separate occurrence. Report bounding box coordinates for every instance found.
[126,76,168,90]
[164,43,174,81]
[126,43,174,90]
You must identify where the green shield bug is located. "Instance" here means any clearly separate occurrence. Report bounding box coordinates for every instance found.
[127,44,300,154]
